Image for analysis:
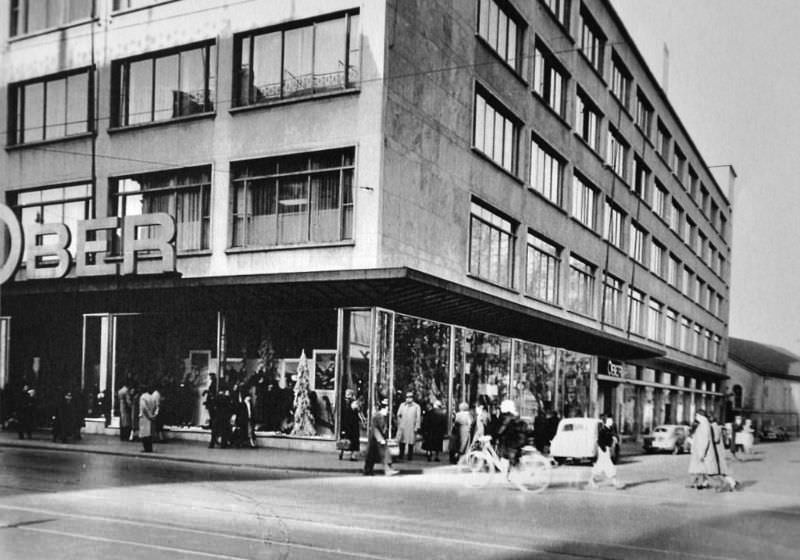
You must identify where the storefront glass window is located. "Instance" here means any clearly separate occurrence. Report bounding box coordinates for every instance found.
[342,310,371,440]
[392,314,450,416]
[560,350,592,418]
[453,328,511,410]
[512,340,556,423]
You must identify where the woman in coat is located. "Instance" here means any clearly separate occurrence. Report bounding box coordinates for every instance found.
[688,410,717,488]
[139,386,159,453]
[339,390,361,460]
[453,402,473,458]
[422,400,448,461]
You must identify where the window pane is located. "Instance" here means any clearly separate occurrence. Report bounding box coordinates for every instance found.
[314,18,346,92]
[66,72,89,135]
[154,54,179,121]
[23,82,45,142]
[178,48,207,115]
[284,26,314,97]
[310,171,341,242]
[127,59,153,124]
[347,14,360,84]
[278,176,309,244]
[69,0,94,20]
[45,78,66,139]
[253,32,282,100]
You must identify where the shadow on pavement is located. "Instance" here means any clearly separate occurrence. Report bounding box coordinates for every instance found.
[619,477,670,489]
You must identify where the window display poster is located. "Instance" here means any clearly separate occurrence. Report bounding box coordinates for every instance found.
[314,350,336,391]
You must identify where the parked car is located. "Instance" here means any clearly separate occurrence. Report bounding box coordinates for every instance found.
[550,418,620,464]
[760,425,790,442]
[643,424,691,454]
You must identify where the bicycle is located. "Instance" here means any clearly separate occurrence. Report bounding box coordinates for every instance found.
[457,435,553,492]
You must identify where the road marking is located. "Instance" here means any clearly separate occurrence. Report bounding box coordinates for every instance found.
[0,502,743,560]
[17,524,397,560]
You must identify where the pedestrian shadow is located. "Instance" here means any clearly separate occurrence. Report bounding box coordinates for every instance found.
[619,477,670,489]
[736,480,758,491]
[734,457,763,463]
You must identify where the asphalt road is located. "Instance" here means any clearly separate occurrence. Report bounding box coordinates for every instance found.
[0,442,798,559]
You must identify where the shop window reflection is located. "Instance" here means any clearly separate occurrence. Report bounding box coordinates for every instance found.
[512,340,556,424]
[560,350,592,418]
[453,328,511,410]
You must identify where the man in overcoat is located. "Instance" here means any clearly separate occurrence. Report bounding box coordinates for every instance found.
[364,399,398,476]
[396,391,421,461]
[139,385,159,453]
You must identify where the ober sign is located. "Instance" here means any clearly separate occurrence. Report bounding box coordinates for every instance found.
[0,203,175,285]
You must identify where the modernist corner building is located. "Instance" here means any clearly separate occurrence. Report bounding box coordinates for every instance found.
[0,0,734,447]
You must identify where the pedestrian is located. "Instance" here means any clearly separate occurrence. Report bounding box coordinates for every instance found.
[152,383,167,443]
[587,417,624,490]
[422,400,447,462]
[17,385,36,440]
[339,389,361,461]
[209,389,233,449]
[450,402,473,463]
[709,414,738,492]
[234,391,256,448]
[129,385,140,441]
[741,418,755,454]
[118,380,133,442]
[396,391,421,461]
[53,390,78,443]
[364,398,398,476]
[687,410,716,489]
[139,385,159,453]
[731,415,744,460]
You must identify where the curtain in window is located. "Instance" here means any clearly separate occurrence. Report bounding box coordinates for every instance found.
[251,178,277,246]
[176,189,202,251]
[310,171,340,242]
[278,176,308,244]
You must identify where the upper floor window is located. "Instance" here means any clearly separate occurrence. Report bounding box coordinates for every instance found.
[568,255,595,316]
[603,200,624,250]
[656,121,671,161]
[699,185,710,214]
[683,217,695,247]
[10,0,93,37]
[530,136,563,205]
[672,145,686,183]
[542,0,570,28]
[668,254,681,290]
[474,89,518,173]
[716,294,724,318]
[477,0,523,71]
[627,288,645,335]
[670,200,683,233]
[610,53,631,109]
[533,43,567,117]
[526,233,560,304]
[711,335,721,363]
[682,267,693,297]
[603,274,624,328]
[665,308,678,347]
[234,12,359,106]
[635,89,653,137]
[8,68,92,146]
[680,317,692,352]
[606,128,628,180]
[718,254,726,278]
[647,299,664,342]
[571,174,598,230]
[697,230,707,259]
[575,90,601,151]
[710,200,719,230]
[231,148,354,249]
[649,240,665,277]
[579,6,605,74]
[720,214,728,240]
[8,182,93,262]
[113,42,216,127]
[628,222,646,264]
[470,200,516,287]
[633,156,649,199]
[112,166,210,253]
[651,179,667,219]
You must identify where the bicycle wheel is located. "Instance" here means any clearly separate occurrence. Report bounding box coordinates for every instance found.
[508,453,552,493]
[459,451,494,488]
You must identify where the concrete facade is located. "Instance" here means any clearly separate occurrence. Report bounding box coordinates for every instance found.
[0,0,733,443]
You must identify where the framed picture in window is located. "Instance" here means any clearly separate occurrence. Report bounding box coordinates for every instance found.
[313,350,336,391]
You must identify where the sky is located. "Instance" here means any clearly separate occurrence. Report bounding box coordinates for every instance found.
[612,0,800,357]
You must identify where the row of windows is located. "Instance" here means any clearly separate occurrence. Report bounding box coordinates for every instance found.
[8,11,360,144]
[477,0,730,245]
[8,147,355,256]
[467,198,723,363]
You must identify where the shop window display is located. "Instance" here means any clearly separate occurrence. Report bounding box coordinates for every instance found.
[453,328,511,410]
[222,309,338,437]
[512,340,556,423]
[560,350,592,418]
[341,310,371,441]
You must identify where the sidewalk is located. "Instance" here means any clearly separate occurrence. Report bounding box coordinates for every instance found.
[0,429,382,476]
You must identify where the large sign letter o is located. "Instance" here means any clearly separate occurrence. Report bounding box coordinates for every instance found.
[0,204,23,285]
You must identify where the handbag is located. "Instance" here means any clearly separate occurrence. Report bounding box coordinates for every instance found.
[336,438,352,451]
[387,440,400,457]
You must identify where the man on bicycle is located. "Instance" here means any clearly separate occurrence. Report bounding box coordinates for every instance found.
[495,400,528,467]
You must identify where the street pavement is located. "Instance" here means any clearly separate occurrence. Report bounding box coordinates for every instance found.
[0,429,798,559]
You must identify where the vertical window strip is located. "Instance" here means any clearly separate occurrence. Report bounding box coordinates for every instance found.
[470,202,515,287]
[571,176,596,230]
[526,234,560,304]
[477,0,520,70]
[530,138,562,204]
[474,91,517,173]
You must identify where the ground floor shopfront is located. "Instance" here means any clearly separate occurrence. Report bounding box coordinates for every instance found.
[0,268,724,447]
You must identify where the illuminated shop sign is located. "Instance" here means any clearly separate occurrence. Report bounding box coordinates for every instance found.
[0,203,175,284]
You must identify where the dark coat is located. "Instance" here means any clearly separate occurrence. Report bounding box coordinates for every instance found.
[422,407,447,452]
[340,399,361,452]
[365,411,389,463]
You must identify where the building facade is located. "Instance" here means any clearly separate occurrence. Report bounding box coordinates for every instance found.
[0,0,733,447]
[725,338,800,437]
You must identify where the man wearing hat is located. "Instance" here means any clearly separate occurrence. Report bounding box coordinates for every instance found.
[396,391,422,461]
[364,398,398,476]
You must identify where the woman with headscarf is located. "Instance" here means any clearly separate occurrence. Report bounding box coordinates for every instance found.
[339,389,361,461]
[422,400,447,462]
[688,410,717,489]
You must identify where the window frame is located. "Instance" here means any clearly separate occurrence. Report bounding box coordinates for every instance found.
[578,5,605,75]
[533,41,568,118]
[627,287,645,336]
[10,0,94,38]
[473,86,520,174]
[530,134,564,205]
[647,298,664,342]
[469,199,517,288]
[567,254,596,317]
[635,89,653,137]
[571,173,598,231]
[602,273,625,328]
[610,52,631,109]
[526,232,561,304]
[603,199,624,250]
[628,221,646,264]
[606,127,628,180]
[575,89,601,151]
[477,0,525,73]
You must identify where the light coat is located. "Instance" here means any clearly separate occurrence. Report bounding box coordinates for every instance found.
[396,400,421,444]
[118,386,132,428]
[139,391,159,439]
[689,415,719,475]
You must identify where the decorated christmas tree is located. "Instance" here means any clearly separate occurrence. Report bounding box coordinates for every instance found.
[291,350,316,436]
